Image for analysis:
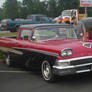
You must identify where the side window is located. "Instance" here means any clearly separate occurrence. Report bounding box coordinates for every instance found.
[20,29,31,40]
[36,16,40,21]
[75,23,84,39]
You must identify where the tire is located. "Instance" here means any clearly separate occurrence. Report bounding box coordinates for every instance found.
[41,60,55,82]
[5,55,13,66]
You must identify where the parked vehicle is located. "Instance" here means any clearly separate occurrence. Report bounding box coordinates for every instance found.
[52,16,60,22]
[62,9,79,22]
[76,17,92,40]
[0,24,92,82]
[0,14,53,32]
[14,18,24,21]
[0,19,12,31]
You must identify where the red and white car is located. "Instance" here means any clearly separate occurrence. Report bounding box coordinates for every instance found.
[0,24,92,82]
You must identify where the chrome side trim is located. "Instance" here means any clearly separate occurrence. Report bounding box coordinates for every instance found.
[0,46,23,55]
[53,63,92,70]
[57,56,92,62]
[74,63,92,67]
[76,69,91,73]
[13,47,58,57]
[53,65,74,69]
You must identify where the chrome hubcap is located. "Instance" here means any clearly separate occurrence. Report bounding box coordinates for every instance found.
[6,55,10,66]
[42,61,51,80]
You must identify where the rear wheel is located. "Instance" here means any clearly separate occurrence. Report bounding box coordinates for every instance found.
[5,55,13,66]
[41,60,55,82]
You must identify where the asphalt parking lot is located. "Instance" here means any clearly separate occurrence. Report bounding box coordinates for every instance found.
[0,61,92,92]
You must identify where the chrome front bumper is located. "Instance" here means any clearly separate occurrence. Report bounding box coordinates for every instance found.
[53,56,92,76]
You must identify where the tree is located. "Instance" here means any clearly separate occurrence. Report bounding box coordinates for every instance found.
[57,0,80,16]
[22,0,47,16]
[2,0,19,19]
[16,1,28,18]
[0,8,3,20]
[57,0,65,16]
[88,7,92,17]
[48,0,57,17]
[1,0,91,20]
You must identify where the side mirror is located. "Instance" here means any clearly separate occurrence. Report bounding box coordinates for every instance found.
[32,36,36,41]
[80,33,83,37]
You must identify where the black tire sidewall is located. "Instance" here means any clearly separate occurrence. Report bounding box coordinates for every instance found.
[41,60,55,82]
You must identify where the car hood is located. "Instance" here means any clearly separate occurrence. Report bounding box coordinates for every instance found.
[40,39,87,49]
[38,39,92,58]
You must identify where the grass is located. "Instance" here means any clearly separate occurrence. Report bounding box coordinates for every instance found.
[0,32,17,37]
[0,51,6,60]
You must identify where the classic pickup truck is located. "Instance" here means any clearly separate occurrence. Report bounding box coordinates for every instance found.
[0,14,53,32]
[0,24,92,82]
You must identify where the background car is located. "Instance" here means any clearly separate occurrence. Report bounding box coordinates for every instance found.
[0,19,12,31]
[79,17,92,32]
[14,18,25,21]
[78,17,92,40]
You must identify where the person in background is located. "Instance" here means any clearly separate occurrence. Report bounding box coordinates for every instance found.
[72,17,84,39]
[57,16,62,24]
[62,17,70,24]
[88,26,92,40]
[72,16,78,25]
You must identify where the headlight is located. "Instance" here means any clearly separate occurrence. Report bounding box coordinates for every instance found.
[60,48,72,57]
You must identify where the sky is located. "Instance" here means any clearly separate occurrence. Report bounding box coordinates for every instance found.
[0,0,22,8]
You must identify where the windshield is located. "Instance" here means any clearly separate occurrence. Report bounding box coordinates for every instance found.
[33,27,77,41]
[36,16,50,22]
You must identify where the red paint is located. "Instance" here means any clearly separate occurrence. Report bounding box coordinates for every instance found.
[0,26,92,61]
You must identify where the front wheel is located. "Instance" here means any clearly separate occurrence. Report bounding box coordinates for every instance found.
[41,60,55,82]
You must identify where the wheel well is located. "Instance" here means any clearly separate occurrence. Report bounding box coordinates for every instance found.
[4,51,57,70]
[27,52,56,70]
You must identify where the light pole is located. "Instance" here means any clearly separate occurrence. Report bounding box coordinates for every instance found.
[85,7,87,17]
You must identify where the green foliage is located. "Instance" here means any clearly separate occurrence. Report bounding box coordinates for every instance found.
[0,0,92,19]
[57,0,80,15]
[48,0,58,17]
[88,7,92,17]
[0,51,6,60]
[22,0,47,16]
[17,1,28,18]
[2,0,19,19]
[0,8,2,20]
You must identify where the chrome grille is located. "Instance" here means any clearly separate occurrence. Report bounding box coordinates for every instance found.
[75,65,91,71]
[70,58,92,65]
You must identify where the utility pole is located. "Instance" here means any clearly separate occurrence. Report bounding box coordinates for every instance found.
[85,7,87,17]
